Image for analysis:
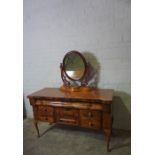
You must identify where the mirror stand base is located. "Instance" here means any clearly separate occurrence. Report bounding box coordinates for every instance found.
[60,85,91,93]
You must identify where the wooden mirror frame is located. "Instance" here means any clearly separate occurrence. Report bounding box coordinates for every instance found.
[60,51,91,91]
[63,51,87,81]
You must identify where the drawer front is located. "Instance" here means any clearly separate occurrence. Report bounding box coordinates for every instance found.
[37,105,54,116]
[80,119,101,130]
[59,108,78,119]
[33,105,55,123]
[36,100,51,105]
[79,110,101,130]
[56,108,78,125]
[37,116,54,123]
[50,101,102,110]
[80,110,101,120]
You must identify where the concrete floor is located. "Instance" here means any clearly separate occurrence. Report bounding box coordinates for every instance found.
[23,119,131,155]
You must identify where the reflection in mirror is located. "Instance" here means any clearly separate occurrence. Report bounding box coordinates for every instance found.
[64,52,85,80]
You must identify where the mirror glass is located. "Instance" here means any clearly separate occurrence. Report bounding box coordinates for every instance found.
[64,52,85,80]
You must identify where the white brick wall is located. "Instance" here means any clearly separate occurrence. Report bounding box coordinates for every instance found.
[24,0,131,129]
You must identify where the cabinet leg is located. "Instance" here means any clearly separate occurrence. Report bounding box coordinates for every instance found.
[107,134,111,152]
[34,121,40,137]
[104,129,111,152]
[103,113,113,152]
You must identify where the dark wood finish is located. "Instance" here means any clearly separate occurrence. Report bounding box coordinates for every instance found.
[28,88,113,152]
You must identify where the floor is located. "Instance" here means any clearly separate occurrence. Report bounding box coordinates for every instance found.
[23,119,131,155]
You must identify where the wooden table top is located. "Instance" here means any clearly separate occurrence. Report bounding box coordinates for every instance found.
[28,88,114,103]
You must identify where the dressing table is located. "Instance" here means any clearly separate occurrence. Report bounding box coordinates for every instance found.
[28,51,114,152]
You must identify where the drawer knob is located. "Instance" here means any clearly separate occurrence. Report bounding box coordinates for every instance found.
[89,122,93,127]
[88,112,92,117]
[44,109,47,112]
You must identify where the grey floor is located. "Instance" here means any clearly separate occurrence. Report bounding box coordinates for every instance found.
[23,119,131,155]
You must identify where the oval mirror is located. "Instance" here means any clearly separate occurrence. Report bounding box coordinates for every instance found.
[63,51,86,81]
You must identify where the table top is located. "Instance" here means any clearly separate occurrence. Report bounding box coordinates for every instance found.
[28,88,114,103]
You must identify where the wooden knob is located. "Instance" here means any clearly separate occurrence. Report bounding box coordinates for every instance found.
[88,112,92,117]
[89,122,93,126]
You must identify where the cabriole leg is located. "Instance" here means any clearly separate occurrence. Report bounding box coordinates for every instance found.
[34,121,40,137]
[103,112,113,152]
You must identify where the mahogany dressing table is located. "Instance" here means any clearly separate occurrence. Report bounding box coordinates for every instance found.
[28,51,114,152]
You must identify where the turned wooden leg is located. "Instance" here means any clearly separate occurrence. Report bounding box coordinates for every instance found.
[34,121,40,137]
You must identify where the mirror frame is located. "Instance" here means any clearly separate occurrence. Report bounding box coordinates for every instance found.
[62,51,87,81]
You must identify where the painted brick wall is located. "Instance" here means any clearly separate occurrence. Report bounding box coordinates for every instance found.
[24,0,131,129]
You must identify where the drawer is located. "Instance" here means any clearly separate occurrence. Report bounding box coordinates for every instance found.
[50,102,102,110]
[80,110,101,120]
[37,116,54,123]
[59,108,78,118]
[36,100,51,105]
[37,106,54,116]
[80,119,101,130]
[55,108,79,126]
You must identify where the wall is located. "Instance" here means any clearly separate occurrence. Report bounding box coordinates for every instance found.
[24,0,131,130]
